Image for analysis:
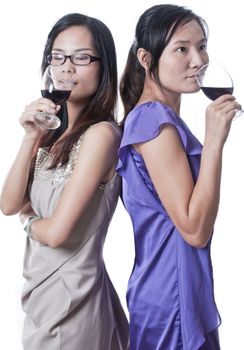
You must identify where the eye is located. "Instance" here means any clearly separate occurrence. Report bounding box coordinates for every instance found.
[176,46,187,53]
[74,54,89,61]
[200,44,207,51]
[52,53,64,62]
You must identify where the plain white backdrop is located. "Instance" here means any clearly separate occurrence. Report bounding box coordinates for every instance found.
[0,0,243,349]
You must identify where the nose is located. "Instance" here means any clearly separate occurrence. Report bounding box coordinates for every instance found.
[62,56,75,73]
[189,50,207,69]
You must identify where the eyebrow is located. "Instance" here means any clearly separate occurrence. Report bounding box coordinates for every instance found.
[173,38,207,46]
[51,48,95,53]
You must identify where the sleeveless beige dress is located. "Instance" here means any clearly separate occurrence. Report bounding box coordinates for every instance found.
[21,123,129,350]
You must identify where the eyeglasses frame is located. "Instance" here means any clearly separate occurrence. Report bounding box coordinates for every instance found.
[46,53,101,66]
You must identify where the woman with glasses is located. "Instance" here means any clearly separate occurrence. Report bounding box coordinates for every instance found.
[0,13,129,350]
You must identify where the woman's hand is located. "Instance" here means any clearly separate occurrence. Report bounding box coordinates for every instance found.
[205,94,242,149]
[19,98,60,139]
[19,201,36,226]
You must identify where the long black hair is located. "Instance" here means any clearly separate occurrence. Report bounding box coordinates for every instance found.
[119,4,208,126]
[34,13,117,168]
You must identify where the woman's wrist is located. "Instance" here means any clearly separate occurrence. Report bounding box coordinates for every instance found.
[22,133,39,146]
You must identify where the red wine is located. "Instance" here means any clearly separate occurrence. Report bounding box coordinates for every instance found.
[41,89,71,104]
[201,87,233,101]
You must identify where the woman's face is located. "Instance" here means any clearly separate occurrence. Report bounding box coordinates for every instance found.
[51,25,101,104]
[158,20,209,95]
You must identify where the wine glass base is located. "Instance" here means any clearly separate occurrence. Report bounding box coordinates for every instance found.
[34,112,61,129]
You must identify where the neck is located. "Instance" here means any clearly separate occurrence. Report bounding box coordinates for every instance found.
[66,101,85,129]
[139,82,181,115]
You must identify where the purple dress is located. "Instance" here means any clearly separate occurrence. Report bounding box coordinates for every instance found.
[117,102,221,350]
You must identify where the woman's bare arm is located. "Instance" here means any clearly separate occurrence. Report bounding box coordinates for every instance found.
[135,95,239,248]
[136,125,222,248]
[27,123,120,248]
[0,135,36,215]
[0,97,58,215]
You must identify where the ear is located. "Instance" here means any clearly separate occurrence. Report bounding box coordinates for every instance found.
[137,48,151,70]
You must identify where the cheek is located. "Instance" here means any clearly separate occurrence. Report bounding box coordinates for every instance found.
[158,66,177,86]
[77,67,100,94]
[88,68,100,90]
[158,59,185,86]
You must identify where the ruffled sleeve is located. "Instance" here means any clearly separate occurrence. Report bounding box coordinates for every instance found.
[117,101,202,176]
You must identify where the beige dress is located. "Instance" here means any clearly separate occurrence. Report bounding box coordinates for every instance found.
[21,123,129,350]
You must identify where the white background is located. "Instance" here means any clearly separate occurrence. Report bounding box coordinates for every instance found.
[0,0,243,349]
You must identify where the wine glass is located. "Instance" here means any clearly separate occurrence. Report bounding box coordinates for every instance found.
[195,61,244,118]
[34,65,73,129]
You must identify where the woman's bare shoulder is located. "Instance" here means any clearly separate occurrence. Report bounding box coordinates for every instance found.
[85,121,121,142]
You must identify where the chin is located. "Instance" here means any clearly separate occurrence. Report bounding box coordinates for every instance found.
[188,84,201,93]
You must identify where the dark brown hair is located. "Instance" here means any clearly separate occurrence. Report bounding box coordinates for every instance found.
[32,13,117,170]
[119,4,208,127]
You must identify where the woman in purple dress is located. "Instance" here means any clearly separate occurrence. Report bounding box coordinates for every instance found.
[117,4,241,350]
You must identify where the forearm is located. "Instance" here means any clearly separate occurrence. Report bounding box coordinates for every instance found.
[186,93,238,246]
[0,135,36,215]
[186,143,223,247]
[27,217,54,246]
[26,214,75,248]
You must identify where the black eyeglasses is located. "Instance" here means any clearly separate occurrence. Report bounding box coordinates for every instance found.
[46,53,101,66]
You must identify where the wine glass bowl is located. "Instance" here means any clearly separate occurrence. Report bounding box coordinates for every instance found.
[34,65,73,129]
[195,61,243,118]
[195,61,234,101]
